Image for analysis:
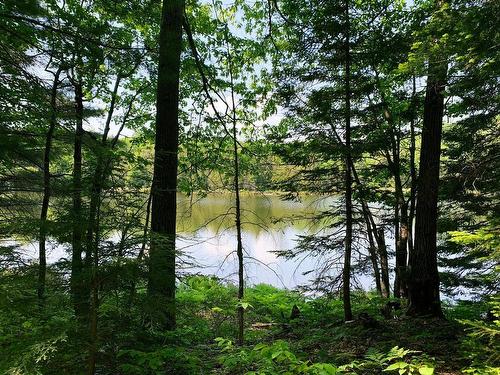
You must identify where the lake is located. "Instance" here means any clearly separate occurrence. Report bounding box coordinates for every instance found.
[177,193,339,289]
[20,192,380,291]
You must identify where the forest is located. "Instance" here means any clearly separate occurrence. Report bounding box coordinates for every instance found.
[0,0,498,373]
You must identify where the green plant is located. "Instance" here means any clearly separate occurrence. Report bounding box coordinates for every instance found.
[6,334,68,375]
[340,346,435,375]
[460,297,500,374]
[118,346,200,374]
[217,338,339,374]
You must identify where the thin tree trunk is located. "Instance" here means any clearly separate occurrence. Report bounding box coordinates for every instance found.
[353,164,388,298]
[350,163,388,298]
[225,31,245,345]
[407,59,447,317]
[342,0,353,322]
[148,0,184,330]
[363,209,382,294]
[348,163,383,296]
[394,191,400,297]
[85,76,120,269]
[87,194,102,375]
[374,70,408,299]
[71,79,88,319]
[87,233,99,375]
[408,75,417,261]
[139,190,152,261]
[86,74,123,375]
[233,107,245,346]
[183,15,245,337]
[395,200,409,298]
[128,190,152,304]
[38,67,62,306]
[394,173,409,299]
[376,228,390,298]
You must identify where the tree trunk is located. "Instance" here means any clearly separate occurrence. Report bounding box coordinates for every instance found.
[38,67,62,306]
[394,174,409,299]
[139,190,152,261]
[128,190,152,304]
[364,210,382,294]
[393,193,400,297]
[86,176,102,375]
[374,70,408,300]
[85,76,120,269]
[342,0,353,322]
[408,75,417,262]
[148,0,184,330]
[234,115,244,346]
[349,164,383,296]
[395,201,409,297]
[376,228,390,298]
[71,80,88,319]
[225,33,245,345]
[407,60,447,317]
[85,77,122,375]
[87,273,99,375]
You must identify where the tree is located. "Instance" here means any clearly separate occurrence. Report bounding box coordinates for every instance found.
[439,0,499,298]
[341,0,353,322]
[270,0,415,305]
[184,0,271,342]
[148,0,185,329]
[37,66,62,306]
[407,1,450,317]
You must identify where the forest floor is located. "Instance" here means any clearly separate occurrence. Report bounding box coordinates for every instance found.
[264,315,465,373]
[2,274,494,374]
[199,308,469,374]
[167,280,489,374]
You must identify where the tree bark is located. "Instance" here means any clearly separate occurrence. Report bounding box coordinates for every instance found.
[395,200,409,298]
[394,172,409,298]
[38,67,62,306]
[342,0,353,322]
[148,0,184,330]
[70,79,88,319]
[225,32,245,345]
[376,228,390,298]
[139,190,152,261]
[234,105,245,346]
[363,209,382,294]
[408,75,417,264]
[407,60,447,317]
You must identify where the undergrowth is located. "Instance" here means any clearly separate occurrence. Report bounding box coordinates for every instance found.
[1,274,498,374]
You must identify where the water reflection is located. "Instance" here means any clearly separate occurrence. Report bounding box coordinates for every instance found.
[18,193,374,290]
[176,193,337,288]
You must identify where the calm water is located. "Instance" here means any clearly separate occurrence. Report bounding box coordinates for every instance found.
[176,193,338,288]
[20,193,379,290]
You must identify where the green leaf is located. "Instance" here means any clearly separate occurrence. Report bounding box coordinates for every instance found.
[418,366,434,375]
[385,362,407,371]
[238,301,253,310]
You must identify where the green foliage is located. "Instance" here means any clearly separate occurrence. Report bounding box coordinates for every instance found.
[6,334,68,375]
[217,338,339,374]
[0,273,493,374]
[216,339,436,375]
[245,283,306,322]
[0,0,498,373]
[117,347,200,375]
[340,346,434,375]
[460,297,500,373]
